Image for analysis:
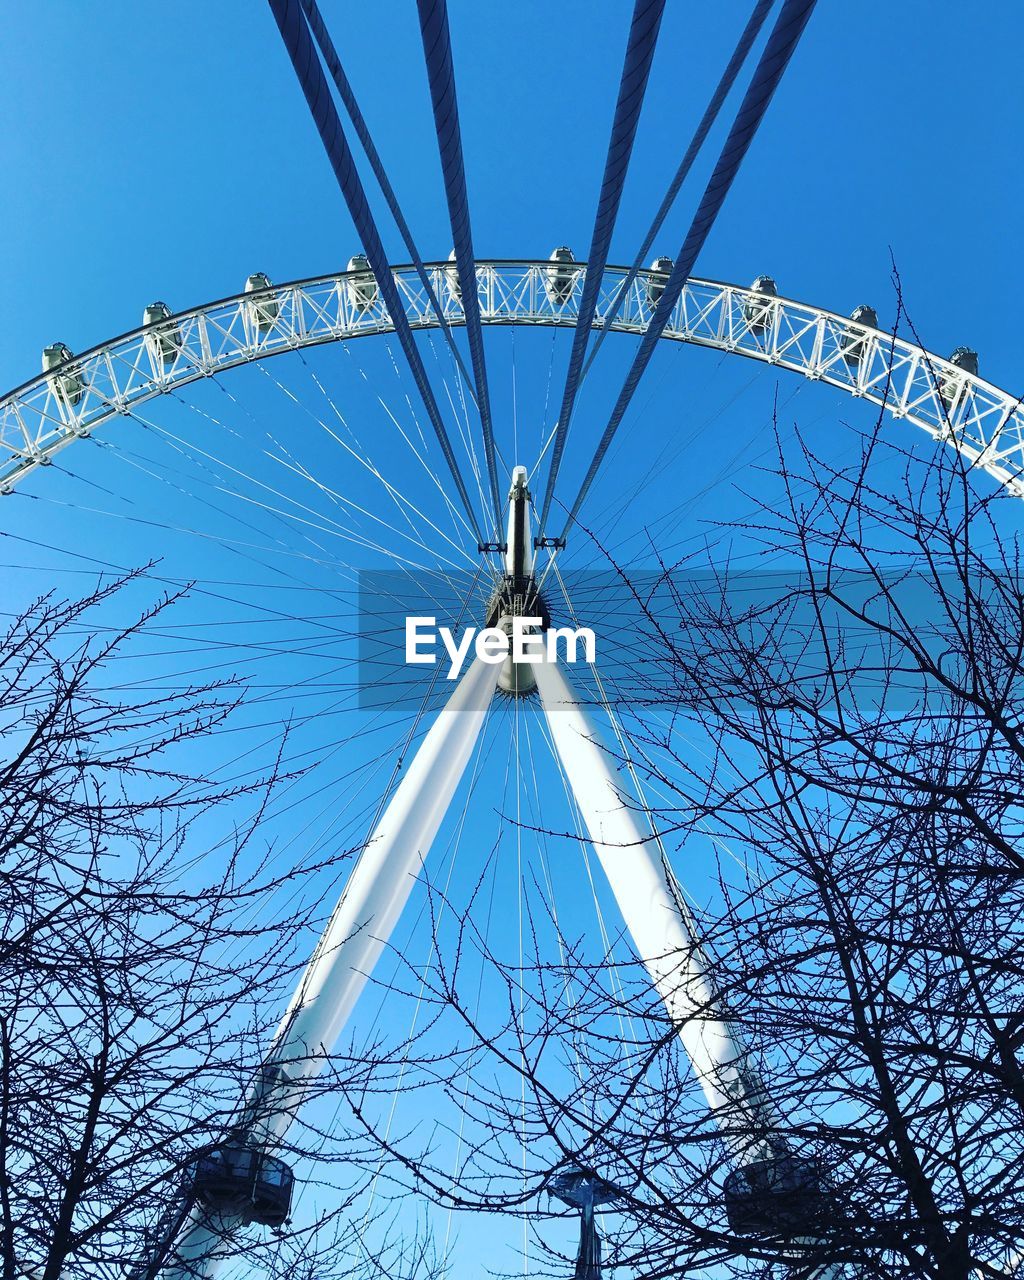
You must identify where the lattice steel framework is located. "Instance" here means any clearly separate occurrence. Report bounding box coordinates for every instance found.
[3,261,1021,498]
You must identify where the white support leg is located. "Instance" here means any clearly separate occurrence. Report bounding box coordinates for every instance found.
[538,657,844,1275]
[534,655,778,1164]
[256,653,500,1138]
[165,657,500,1278]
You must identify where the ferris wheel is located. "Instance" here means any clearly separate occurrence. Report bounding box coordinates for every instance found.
[4,2,1022,1279]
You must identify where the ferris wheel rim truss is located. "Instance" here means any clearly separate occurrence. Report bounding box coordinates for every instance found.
[4,259,1021,507]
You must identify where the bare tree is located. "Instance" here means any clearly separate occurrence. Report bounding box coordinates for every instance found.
[0,572,385,1280]
[335,374,1024,1280]
[624,405,1024,1278]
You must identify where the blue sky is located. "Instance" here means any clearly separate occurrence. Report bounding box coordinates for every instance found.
[2,2,1023,392]
[3,4,1024,1276]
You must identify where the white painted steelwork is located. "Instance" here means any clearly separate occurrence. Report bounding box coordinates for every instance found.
[536,658,844,1279]
[4,262,1021,497]
[164,644,824,1276]
[534,656,778,1165]
[255,654,499,1140]
[165,656,499,1278]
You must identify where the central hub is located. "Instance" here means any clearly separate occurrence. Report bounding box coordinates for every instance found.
[484,465,550,695]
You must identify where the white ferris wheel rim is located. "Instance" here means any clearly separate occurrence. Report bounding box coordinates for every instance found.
[3,259,1021,502]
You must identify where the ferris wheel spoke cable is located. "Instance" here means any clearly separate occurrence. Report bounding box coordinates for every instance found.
[416,0,503,533]
[575,319,699,545]
[449,326,514,506]
[232,355,434,554]
[26,487,362,581]
[527,328,562,482]
[299,380,493,579]
[80,422,344,573]
[331,340,485,555]
[537,0,667,535]
[299,360,444,548]
[152,398,436,563]
[430,332,496,531]
[89,402,406,579]
[578,0,776,386]
[442,368,491,518]
[214,367,423,561]
[211,732,421,965]
[43,645,398,841]
[562,0,818,541]
[594,366,800,553]
[297,0,477,401]
[205,697,442,860]
[0,526,358,653]
[51,394,482,734]
[371,351,482,549]
[257,395,477,573]
[75,404,332,570]
[267,0,485,545]
[84,472,367,632]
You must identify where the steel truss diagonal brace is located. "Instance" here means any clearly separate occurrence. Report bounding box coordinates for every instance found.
[163,658,500,1279]
[534,656,779,1166]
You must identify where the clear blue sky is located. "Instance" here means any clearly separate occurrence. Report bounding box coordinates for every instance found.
[2,2,1022,392]
[2,4,1023,1276]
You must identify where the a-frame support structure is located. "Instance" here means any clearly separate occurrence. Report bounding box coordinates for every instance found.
[159,469,830,1279]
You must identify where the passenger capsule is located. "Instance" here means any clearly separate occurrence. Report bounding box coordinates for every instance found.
[646,256,674,308]
[190,1144,294,1228]
[346,254,378,313]
[545,247,578,307]
[939,346,979,408]
[841,304,878,369]
[41,342,84,408]
[143,301,180,367]
[245,272,280,338]
[743,275,777,338]
[444,248,461,304]
[949,346,979,377]
[724,1154,834,1239]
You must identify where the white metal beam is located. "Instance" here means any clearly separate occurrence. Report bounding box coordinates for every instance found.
[5,263,1020,499]
[256,654,499,1140]
[165,656,500,1278]
[534,654,780,1165]
[537,655,845,1275]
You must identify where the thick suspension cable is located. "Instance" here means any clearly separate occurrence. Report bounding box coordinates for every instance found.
[267,0,484,545]
[578,0,776,383]
[417,0,503,533]
[298,0,476,398]
[560,0,817,540]
[538,0,666,535]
